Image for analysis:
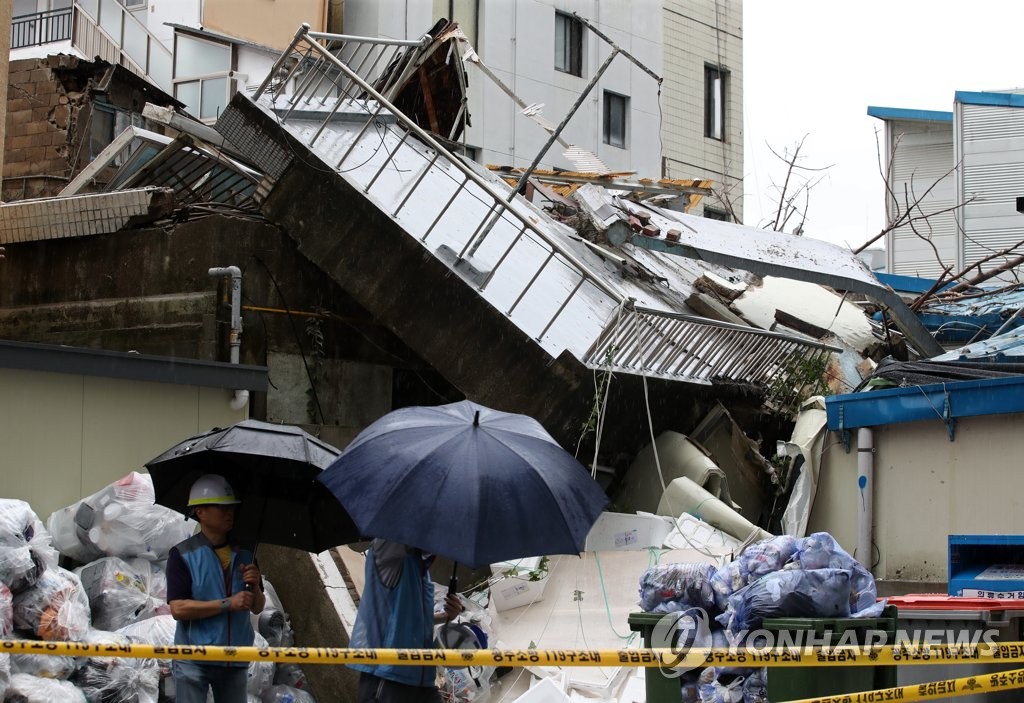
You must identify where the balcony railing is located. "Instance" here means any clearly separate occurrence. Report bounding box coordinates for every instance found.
[11,8,73,49]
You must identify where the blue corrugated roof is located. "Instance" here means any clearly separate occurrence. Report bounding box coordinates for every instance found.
[954,91,1024,108]
[935,328,1024,361]
[867,106,953,122]
[826,375,1024,431]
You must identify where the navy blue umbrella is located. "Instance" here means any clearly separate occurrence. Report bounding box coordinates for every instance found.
[317,400,608,569]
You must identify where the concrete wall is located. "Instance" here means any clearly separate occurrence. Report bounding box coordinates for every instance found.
[808,412,1024,585]
[0,366,244,520]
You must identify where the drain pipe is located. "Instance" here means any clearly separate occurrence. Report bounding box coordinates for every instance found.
[208,266,249,411]
[856,428,874,573]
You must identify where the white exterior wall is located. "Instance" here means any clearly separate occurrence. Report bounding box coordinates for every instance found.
[956,102,1024,280]
[808,413,1024,585]
[661,0,743,218]
[0,367,245,522]
[884,118,957,278]
[344,0,666,179]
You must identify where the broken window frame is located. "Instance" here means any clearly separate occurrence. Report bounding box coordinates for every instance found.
[554,12,583,77]
[603,91,628,149]
[704,64,727,141]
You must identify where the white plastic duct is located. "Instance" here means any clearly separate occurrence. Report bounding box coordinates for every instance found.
[856,428,874,573]
[208,266,249,411]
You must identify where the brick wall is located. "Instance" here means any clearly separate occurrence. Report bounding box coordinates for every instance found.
[4,56,86,201]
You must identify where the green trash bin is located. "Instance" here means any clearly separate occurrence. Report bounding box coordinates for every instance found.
[763,605,898,700]
[628,612,687,703]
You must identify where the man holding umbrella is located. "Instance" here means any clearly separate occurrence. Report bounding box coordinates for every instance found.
[350,539,463,703]
[166,474,266,703]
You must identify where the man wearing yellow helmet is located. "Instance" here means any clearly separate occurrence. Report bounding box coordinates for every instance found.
[167,474,265,703]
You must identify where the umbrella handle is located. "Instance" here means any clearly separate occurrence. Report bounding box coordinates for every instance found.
[448,561,458,595]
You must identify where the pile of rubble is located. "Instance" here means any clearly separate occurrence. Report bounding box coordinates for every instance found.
[0,473,314,702]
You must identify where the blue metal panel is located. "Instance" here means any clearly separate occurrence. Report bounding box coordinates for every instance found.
[867,106,953,122]
[875,272,955,295]
[954,91,1024,109]
[826,375,1024,431]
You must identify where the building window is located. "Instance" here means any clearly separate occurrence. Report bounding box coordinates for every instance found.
[704,207,730,222]
[123,0,146,8]
[705,64,727,141]
[603,91,628,148]
[173,32,232,122]
[554,12,582,76]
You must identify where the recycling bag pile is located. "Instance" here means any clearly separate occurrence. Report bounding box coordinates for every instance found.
[638,532,884,703]
[0,473,316,702]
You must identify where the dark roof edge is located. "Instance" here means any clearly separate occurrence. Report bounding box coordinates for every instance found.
[0,339,268,391]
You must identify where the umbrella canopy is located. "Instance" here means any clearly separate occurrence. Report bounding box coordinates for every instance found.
[145,419,360,553]
[317,400,608,568]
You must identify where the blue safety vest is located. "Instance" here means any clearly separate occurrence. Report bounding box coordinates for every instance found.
[173,533,254,666]
[349,544,436,686]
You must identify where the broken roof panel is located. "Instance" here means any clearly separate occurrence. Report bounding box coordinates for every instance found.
[227,24,854,397]
[0,188,173,245]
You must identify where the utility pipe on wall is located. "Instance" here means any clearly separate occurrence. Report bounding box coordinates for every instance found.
[208,266,249,411]
[856,428,874,573]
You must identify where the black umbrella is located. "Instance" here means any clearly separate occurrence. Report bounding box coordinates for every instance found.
[145,419,361,553]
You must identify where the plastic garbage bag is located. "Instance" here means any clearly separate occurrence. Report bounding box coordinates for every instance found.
[742,668,768,703]
[9,650,78,680]
[12,566,91,640]
[117,614,176,682]
[794,532,879,615]
[697,667,745,703]
[6,672,88,702]
[0,654,9,699]
[261,684,316,703]
[439,666,491,703]
[717,568,852,633]
[0,581,12,637]
[72,629,160,703]
[76,557,166,631]
[0,499,58,594]
[738,535,800,580]
[273,663,308,690]
[709,560,750,612]
[258,606,292,647]
[248,632,276,697]
[47,472,195,563]
[638,562,718,612]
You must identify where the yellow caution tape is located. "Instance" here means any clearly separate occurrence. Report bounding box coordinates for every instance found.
[8,641,1024,668]
[780,666,1024,703]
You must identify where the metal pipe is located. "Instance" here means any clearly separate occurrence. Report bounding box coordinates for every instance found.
[209,266,248,411]
[857,428,875,573]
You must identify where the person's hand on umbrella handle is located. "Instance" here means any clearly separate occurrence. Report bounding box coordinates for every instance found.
[437,593,464,623]
[240,563,263,591]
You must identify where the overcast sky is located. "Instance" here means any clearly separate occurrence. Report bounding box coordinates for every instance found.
[742,0,1024,250]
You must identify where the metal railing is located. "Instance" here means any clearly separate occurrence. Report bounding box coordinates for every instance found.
[583,305,840,397]
[251,24,836,390]
[11,8,72,49]
[253,24,623,346]
[72,0,172,94]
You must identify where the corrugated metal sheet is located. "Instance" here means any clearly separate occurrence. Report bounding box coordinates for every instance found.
[961,104,1024,140]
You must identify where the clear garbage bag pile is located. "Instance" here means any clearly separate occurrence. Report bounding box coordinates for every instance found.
[0,476,316,701]
[639,531,885,702]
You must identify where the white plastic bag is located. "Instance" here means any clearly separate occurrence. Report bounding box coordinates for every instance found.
[261,684,316,703]
[0,581,12,637]
[0,499,58,594]
[47,472,196,563]
[248,631,276,697]
[6,672,87,702]
[76,557,167,631]
[12,566,91,640]
[73,629,160,703]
